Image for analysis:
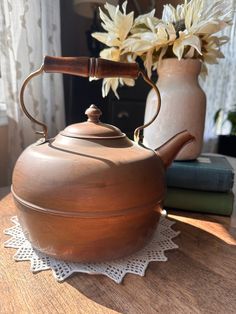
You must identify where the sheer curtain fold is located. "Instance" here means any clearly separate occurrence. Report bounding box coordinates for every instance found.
[201,0,236,152]
[0,0,65,183]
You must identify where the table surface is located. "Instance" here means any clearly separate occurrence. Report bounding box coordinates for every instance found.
[1,189,236,314]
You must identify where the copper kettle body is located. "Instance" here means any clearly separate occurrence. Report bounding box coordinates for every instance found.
[12,57,194,262]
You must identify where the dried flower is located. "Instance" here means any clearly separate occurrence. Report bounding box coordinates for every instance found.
[92,0,233,97]
[92,1,135,98]
[161,0,232,60]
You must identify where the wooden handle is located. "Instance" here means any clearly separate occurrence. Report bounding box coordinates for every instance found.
[43,56,140,79]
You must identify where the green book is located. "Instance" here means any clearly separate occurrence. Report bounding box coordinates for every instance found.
[164,187,234,216]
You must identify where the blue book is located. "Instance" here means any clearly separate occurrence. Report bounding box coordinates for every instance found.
[166,155,234,192]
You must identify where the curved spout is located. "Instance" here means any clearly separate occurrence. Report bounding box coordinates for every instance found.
[155,130,195,168]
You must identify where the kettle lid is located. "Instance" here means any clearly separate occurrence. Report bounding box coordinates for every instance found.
[61,104,125,139]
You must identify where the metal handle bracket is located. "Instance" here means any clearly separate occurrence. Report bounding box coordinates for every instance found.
[20,64,48,141]
[19,57,161,145]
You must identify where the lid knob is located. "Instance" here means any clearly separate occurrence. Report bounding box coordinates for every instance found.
[85,104,102,123]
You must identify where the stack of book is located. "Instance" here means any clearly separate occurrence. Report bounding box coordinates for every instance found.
[164,155,235,216]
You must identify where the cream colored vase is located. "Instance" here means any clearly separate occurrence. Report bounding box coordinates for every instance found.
[143,58,206,160]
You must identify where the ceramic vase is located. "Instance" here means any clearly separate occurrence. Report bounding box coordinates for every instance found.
[143,58,206,160]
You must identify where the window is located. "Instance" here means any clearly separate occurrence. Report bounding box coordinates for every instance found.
[0,68,7,126]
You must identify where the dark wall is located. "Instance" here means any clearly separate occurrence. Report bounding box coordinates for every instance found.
[60,0,108,125]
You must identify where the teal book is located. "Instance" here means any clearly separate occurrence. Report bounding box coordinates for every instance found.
[166,155,234,192]
[164,187,234,216]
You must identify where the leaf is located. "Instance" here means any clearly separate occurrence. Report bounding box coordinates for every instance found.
[122,78,135,86]
[173,40,184,60]
[110,78,120,99]
[197,21,229,35]
[100,47,120,61]
[102,78,110,98]
[144,49,154,78]
[173,33,202,59]
[99,8,115,33]
[116,11,134,41]
[133,9,156,27]
[104,2,118,19]
[158,46,168,61]
[123,37,154,54]
[122,0,128,14]
[214,108,222,124]
[92,32,121,47]
[227,111,236,125]
[162,4,176,23]
[185,4,194,30]
[184,46,195,58]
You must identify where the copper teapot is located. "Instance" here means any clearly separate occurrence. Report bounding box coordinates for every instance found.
[12,56,194,262]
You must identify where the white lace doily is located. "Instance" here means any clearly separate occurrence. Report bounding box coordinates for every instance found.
[4,215,180,284]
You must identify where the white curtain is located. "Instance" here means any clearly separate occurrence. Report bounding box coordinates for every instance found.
[0,0,65,183]
[201,0,236,152]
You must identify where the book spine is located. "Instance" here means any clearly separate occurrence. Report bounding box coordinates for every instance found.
[166,167,234,192]
[164,188,234,216]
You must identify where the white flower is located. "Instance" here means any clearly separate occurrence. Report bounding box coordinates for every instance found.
[162,0,232,59]
[131,9,160,34]
[202,35,228,64]
[123,17,177,76]
[123,0,232,75]
[93,1,134,45]
[172,31,202,60]
[199,34,229,78]
[92,1,135,98]
[92,0,233,95]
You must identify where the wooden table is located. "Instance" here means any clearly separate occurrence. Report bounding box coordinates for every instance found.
[1,190,236,314]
